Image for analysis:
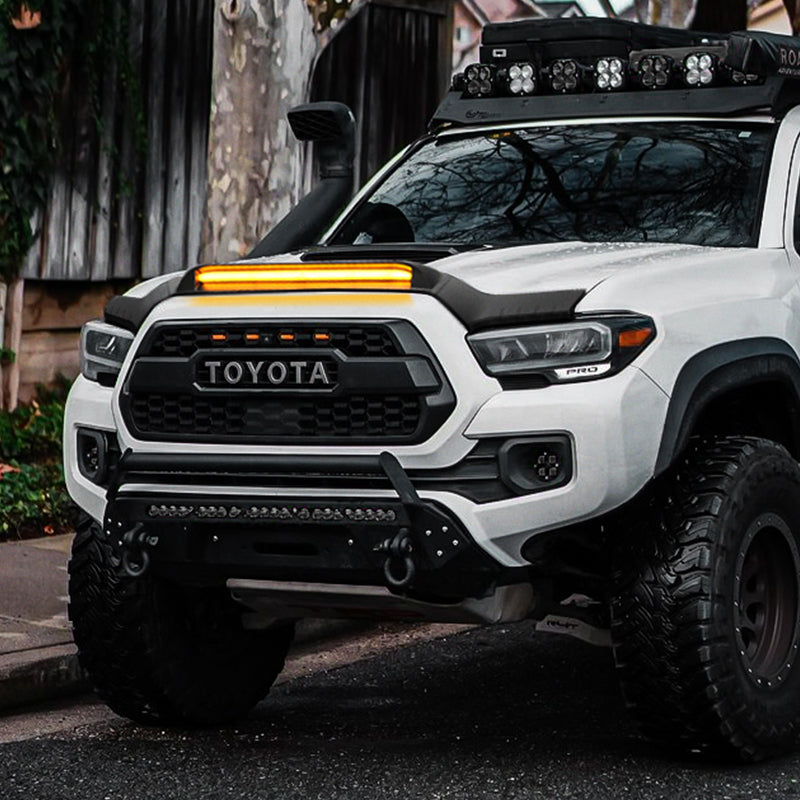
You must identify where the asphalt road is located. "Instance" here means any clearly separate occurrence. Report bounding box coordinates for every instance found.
[3,621,800,800]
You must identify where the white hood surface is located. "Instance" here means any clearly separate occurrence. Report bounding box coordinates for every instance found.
[430,240,739,296]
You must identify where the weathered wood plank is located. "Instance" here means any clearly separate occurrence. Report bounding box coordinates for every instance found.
[22,282,120,332]
[141,0,169,277]
[161,0,191,274]
[20,208,43,280]
[186,0,213,266]
[17,329,81,403]
[113,0,146,279]
[90,4,122,282]
[65,85,95,279]
[41,173,71,281]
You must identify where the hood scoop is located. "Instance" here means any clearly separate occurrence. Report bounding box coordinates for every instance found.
[301,243,472,264]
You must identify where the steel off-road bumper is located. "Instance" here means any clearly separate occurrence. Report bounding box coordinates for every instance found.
[102,451,533,624]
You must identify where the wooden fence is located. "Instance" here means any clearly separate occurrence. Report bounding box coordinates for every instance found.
[313,0,453,189]
[21,0,214,282]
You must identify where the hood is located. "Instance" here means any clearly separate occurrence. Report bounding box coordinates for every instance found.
[429,240,716,295]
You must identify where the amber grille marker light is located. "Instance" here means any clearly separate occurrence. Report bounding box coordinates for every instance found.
[195,263,413,292]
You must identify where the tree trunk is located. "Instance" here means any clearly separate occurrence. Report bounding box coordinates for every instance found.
[645,0,697,26]
[3,278,23,411]
[201,0,324,263]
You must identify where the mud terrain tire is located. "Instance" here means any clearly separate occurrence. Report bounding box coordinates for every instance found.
[68,516,294,725]
[612,436,800,761]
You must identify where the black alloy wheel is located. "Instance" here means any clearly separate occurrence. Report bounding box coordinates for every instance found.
[735,513,800,689]
[612,436,800,762]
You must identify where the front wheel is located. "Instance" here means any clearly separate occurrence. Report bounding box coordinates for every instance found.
[68,516,294,725]
[612,436,800,761]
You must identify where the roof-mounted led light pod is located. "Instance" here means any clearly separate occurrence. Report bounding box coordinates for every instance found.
[594,57,626,91]
[635,54,672,89]
[465,63,497,97]
[507,62,537,96]
[684,52,715,87]
[549,59,580,92]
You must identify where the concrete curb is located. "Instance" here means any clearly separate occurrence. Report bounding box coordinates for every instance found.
[0,619,366,715]
[0,645,88,714]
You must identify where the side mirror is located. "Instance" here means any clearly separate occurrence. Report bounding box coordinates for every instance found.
[287,102,355,178]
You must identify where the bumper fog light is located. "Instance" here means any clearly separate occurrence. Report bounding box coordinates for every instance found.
[77,428,110,485]
[499,436,572,494]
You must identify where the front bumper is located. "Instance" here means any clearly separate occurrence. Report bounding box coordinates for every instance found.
[103,483,505,602]
[65,291,670,576]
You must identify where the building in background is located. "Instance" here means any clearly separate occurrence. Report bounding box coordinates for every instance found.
[749,0,792,33]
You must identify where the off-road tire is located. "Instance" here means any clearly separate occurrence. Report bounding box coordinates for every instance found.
[612,436,800,762]
[68,515,294,725]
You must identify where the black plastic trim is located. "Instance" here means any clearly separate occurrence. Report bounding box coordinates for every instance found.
[431,79,799,130]
[120,319,456,447]
[654,338,800,474]
[411,264,585,331]
[247,177,353,259]
[104,274,183,334]
[105,439,514,504]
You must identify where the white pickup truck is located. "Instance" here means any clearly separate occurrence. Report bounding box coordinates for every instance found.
[64,17,800,762]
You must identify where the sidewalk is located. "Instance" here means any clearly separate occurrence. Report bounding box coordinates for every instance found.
[0,534,366,715]
[0,534,82,712]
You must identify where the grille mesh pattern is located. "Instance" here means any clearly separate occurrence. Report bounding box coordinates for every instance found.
[145,325,398,358]
[129,393,421,439]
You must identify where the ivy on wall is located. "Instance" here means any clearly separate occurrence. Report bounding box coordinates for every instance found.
[0,1,143,284]
[0,1,69,282]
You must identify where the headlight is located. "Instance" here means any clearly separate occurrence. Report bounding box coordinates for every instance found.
[468,316,655,383]
[80,320,134,384]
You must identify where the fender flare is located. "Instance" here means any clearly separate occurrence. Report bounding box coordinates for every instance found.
[654,337,800,475]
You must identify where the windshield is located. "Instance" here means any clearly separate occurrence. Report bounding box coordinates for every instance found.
[329,122,774,249]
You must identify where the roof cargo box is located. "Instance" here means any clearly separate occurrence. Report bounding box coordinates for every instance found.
[480,18,717,63]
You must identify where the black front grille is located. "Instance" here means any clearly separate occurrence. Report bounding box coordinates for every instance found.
[129,393,421,439]
[144,324,399,358]
[123,320,454,445]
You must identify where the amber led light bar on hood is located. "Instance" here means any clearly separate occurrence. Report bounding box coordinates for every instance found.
[194,263,413,292]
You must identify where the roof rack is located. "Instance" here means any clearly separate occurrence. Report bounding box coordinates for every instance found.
[431,18,800,128]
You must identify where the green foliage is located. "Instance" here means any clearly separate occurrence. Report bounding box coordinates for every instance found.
[0,381,76,538]
[0,346,15,364]
[0,1,144,282]
[0,394,64,462]
[0,460,75,537]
